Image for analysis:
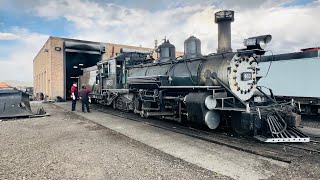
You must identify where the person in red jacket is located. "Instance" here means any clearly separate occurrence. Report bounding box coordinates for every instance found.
[71,83,78,111]
[78,85,91,113]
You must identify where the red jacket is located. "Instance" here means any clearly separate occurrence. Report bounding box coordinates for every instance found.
[71,86,78,98]
[71,86,76,92]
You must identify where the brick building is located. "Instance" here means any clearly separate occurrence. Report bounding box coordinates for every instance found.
[33,37,183,100]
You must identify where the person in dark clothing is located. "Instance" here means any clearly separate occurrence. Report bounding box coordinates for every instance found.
[71,83,78,111]
[95,70,100,85]
[79,85,91,113]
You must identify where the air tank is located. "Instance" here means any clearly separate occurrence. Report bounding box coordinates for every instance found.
[155,39,176,63]
[184,36,202,58]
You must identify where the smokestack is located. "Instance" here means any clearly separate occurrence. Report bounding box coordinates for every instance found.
[214,10,234,53]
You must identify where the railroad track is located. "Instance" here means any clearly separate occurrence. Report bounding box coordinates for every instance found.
[91,104,320,163]
[284,139,320,154]
[301,115,320,129]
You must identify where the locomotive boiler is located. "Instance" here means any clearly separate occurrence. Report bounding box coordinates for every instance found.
[79,10,309,143]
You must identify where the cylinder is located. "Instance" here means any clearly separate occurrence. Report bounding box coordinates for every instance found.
[214,10,234,53]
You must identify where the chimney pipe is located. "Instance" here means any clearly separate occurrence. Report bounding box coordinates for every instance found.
[214,10,234,53]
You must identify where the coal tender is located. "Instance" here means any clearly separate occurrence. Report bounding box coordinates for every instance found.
[84,10,309,143]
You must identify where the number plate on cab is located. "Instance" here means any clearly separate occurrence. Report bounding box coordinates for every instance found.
[241,72,252,81]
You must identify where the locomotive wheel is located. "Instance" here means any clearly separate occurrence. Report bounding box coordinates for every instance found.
[134,98,142,110]
[89,98,97,104]
[133,97,142,114]
[112,99,116,109]
[140,110,147,118]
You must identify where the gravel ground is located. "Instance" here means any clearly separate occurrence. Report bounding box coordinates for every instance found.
[268,116,320,179]
[0,102,229,180]
[268,153,320,180]
[301,115,320,128]
[1,102,320,180]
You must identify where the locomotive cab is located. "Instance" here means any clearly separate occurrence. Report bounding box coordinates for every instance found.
[97,58,127,91]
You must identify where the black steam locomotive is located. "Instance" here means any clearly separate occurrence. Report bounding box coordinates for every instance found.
[79,10,309,143]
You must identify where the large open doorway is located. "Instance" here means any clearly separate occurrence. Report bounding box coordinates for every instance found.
[65,52,101,99]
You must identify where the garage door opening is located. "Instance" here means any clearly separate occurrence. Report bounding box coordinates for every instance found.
[65,52,101,99]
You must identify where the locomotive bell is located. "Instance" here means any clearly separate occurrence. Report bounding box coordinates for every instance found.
[184,35,202,58]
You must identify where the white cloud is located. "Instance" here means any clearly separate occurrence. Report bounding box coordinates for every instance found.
[0,32,20,40]
[33,0,320,55]
[0,27,49,81]
[2,0,320,82]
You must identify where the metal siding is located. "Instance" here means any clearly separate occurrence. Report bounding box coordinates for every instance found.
[258,57,320,97]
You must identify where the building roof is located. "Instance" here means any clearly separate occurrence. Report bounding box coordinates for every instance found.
[301,47,320,52]
[0,82,11,88]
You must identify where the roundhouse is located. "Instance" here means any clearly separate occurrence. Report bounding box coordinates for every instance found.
[33,37,182,100]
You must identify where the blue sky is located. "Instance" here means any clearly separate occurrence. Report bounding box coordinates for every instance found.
[282,0,314,6]
[0,0,319,82]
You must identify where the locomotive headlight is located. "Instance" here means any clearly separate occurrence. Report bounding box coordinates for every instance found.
[243,35,272,50]
[243,38,256,46]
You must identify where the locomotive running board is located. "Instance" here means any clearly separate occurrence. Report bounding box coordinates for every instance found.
[254,127,310,143]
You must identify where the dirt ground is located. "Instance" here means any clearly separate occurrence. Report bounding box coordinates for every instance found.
[269,153,320,180]
[0,102,229,180]
[1,102,319,180]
